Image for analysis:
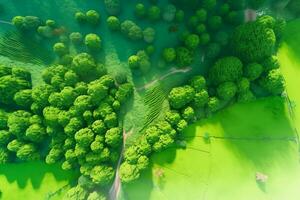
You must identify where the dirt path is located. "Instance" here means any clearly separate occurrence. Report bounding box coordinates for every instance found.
[136,67,192,91]
[109,128,133,200]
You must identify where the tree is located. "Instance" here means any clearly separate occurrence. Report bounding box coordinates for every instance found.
[208,16,222,30]
[244,63,263,81]
[87,191,106,200]
[137,155,149,170]
[53,43,68,57]
[104,112,118,128]
[7,139,24,152]
[260,69,285,95]
[232,20,276,62]
[75,12,87,23]
[7,110,31,138]
[14,89,32,109]
[86,10,100,25]
[217,82,237,101]
[90,165,114,185]
[106,16,120,31]
[182,106,195,122]
[262,56,279,72]
[0,147,9,164]
[0,130,11,145]
[194,89,209,108]
[0,75,31,106]
[105,127,122,148]
[25,124,46,142]
[209,56,243,85]
[124,145,139,164]
[135,3,146,18]
[176,47,194,67]
[148,6,161,21]
[71,53,97,80]
[119,162,140,183]
[207,97,220,112]
[0,110,8,130]
[237,78,250,93]
[163,48,176,63]
[121,20,143,40]
[16,143,40,161]
[75,128,95,147]
[115,83,133,103]
[104,0,121,15]
[199,33,210,45]
[201,0,217,10]
[85,34,101,51]
[185,34,200,49]
[190,76,206,92]
[143,27,156,43]
[63,185,87,200]
[165,110,181,126]
[195,9,207,22]
[69,32,83,45]
[237,90,256,103]
[163,4,177,22]
[169,85,195,109]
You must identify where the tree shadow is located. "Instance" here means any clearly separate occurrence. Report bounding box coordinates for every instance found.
[0,161,77,189]
[218,97,298,189]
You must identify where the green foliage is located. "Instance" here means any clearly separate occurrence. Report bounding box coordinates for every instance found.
[69,32,83,45]
[135,3,146,18]
[185,34,200,49]
[232,19,276,62]
[216,82,237,101]
[14,89,33,109]
[63,185,88,200]
[106,16,120,31]
[143,27,156,43]
[260,69,285,95]
[148,6,161,21]
[104,0,121,15]
[105,127,122,147]
[194,89,209,108]
[71,53,97,80]
[90,165,114,185]
[169,85,195,109]
[163,48,176,63]
[121,20,143,40]
[244,63,263,81]
[176,47,194,67]
[53,43,68,57]
[209,57,243,85]
[119,162,140,183]
[86,10,100,25]
[85,34,102,51]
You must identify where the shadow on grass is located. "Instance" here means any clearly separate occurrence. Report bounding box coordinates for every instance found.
[218,97,297,191]
[0,161,77,189]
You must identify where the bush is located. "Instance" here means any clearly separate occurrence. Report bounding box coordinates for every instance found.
[244,63,263,81]
[163,48,176,63]
[176,47,194,67]
[148,6,161,21]
[169,85,195,109]
[209,56,243,85]
[106,16,120,31]
[85,34,101,51]
[135,3,146,18]
[86,10,100,25]
[260,69,285,95]
[217,82,237,101]
[232,19,276,62]
[69,32,83,45]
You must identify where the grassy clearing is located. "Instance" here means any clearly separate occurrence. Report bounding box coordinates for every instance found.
[123,97,300,200]
[0,161,77,200]
[278,19,300,132]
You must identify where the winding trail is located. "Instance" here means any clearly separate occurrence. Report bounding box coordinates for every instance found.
[136,67,192,91]
[109,128,133,200]
[0,20,12,25]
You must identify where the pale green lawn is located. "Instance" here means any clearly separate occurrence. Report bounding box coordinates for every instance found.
[0,162,77,200]
[124,97,300,200]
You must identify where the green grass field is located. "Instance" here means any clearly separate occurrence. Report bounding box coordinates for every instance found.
[0,162,77,200]
[123,97,300,200]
